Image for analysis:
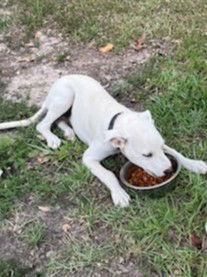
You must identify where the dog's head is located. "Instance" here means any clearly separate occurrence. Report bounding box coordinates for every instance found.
[106,111,172,177]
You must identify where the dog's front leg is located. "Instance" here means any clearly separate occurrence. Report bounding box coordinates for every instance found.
[82,145,130,207]
[164,145,207,174]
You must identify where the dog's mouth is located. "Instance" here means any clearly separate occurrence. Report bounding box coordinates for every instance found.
[144,169,163,178]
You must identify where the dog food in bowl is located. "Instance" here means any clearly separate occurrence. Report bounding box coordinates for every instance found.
[128,165,173,187]
[120,153,181,193]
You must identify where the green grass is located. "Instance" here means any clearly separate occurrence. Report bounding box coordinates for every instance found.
[47,242,113,274]
[1,0,207,276]
[21,221,45,247]
[0,18,9,30]
[0,260,33,277]
[0,2,12,31]
[0,126,91,218]
[55,51,70,63]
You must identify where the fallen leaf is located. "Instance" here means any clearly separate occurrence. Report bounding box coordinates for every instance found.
[62,223,70,233]
[172,39,182,45]
[25,42,35,48]
[37,156,44,164]
[88,40,96,48]
[38,206,51,212]
[35,31,43,40]
[17,56,35,63]
[190,232,202,249]
[99,43,114,53]
[36,155,49,164]
[134,34,146,51]
[130,97,136,103]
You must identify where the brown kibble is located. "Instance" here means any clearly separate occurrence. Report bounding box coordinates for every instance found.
[128,165,173,187]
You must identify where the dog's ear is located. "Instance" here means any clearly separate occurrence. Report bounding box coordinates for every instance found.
[138,110,153,123]
[110,137,127,148]
[105,130,127,149]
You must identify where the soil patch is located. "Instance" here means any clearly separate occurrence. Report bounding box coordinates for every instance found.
[1,26,173,107]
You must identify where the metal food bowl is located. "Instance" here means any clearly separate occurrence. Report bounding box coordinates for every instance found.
[119,153,181,197]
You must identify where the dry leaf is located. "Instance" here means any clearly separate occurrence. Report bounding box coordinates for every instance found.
[36,155,49,164]
[37,156,45,164]
[88,40,96,48]
[62,223,70,233]
[17,56,35,63]
[25,42,35,48]
[134,34,146,51]
[35,31,43,40]
[172,39,182,45]
[38,206,51,212]
[99,43,114,53]
[190,232,202,249]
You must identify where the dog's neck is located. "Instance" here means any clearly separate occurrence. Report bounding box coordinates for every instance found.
[108,112,122,130]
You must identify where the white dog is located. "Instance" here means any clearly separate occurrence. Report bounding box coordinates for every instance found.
[0,75,206,207]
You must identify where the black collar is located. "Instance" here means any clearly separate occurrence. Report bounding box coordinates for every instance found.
[108,112,122,130]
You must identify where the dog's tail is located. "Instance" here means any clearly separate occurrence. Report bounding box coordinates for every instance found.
[0,106,47,130]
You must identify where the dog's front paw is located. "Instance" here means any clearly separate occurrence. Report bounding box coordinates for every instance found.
[47,134,61,149]
[187,160,207,174]
[111,189,130,207]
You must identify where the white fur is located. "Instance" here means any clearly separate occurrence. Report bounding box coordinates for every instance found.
[0,75,206,207]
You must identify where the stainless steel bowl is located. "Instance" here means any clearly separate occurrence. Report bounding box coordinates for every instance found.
[119,153,181,196]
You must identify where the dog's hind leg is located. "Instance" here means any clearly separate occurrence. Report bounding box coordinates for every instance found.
[56,119,75,141]
[37,83,75,149]
[36,109,65,149]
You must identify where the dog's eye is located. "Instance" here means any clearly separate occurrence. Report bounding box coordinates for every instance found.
[143,152,153,158]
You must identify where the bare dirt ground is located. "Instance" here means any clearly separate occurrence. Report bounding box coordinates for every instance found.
[0,23,172,106]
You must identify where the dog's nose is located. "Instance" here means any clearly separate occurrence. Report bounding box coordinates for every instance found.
[164,167,173,175]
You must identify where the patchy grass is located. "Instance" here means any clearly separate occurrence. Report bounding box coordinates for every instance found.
[0,0,207,276]
[47,242,113,274]
[0,18,9,30]
[0,124,91,219]
[1,44,207,274]
[20,221,45,247]
[6,0,206,50]
[55,51,70,63]
[0,260,32,277]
